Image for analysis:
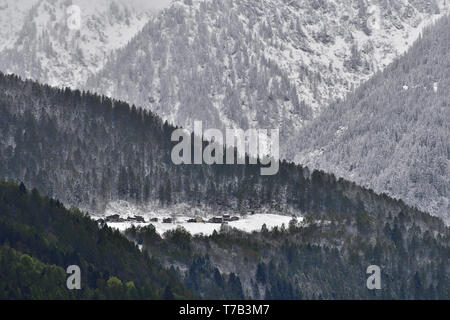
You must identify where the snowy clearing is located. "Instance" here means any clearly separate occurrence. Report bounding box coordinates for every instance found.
[97,201,301,236]
[106,213,297,236]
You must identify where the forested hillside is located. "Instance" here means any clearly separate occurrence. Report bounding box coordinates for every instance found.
[0,70,444,227]
[294,16,450,222]
[0,181,193,299]
[1,26,449,298]
[126,206,449,299]
[1,0,448,222]
[0,0,156,88]
[0,0,449,302]
[0,179,447,300]
[87,0,448,155]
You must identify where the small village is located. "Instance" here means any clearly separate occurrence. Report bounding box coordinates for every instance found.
[102,211,259,225]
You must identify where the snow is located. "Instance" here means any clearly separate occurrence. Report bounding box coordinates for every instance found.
[335,126,348,137]
[106,213,297,236]
[433,82,438,93]
[97,200,300,236]
[0,0,156,89]
[0,0,39,51]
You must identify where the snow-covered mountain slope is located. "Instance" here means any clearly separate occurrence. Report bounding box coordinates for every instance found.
[86,0,449,152]
[1,0,447,148]
[293,16,450,222]
[0,0,448,222]
[89,0,311,141]
[0,0,39,51]
[0,0,163,88]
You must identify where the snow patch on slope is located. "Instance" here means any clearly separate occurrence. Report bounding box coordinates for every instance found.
[97,200,300,236]
[107,214,296,236]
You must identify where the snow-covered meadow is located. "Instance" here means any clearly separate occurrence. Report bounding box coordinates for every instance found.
[97,201,301,236]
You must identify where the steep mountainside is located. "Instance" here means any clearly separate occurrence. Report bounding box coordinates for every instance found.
[0,0,39,51]
[0,70,438,226]
[87,0,449,152]
[293,16,450,222]
[1,0,448,302]
[0,0,158,88]
[0,180,193,299]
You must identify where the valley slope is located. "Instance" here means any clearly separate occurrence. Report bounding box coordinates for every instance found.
[293,16,450,222]
[0,0,159,88]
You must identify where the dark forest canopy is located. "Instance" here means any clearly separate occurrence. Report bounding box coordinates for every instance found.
[0,179,448,300]
[0,180,193,299]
